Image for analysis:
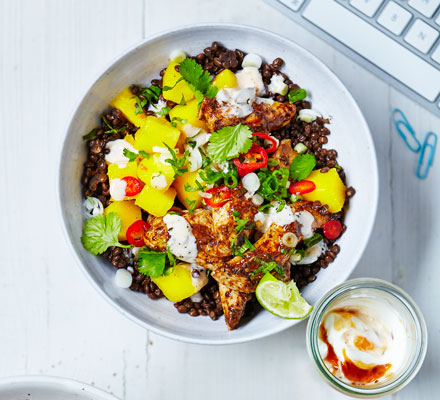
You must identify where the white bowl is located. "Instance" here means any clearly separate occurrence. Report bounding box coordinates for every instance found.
[0,376,120,400]
[58,24,378,345]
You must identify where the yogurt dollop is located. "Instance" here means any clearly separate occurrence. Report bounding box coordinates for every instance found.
[163,214,198,263]
[319,296,410,387]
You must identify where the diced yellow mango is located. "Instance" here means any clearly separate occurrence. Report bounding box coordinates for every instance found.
[173,170,205,210]
[107,161,138,181]
[134,116,180,153]
[162,61,195,103]
[213,69,237,89]
[168,99,208,131]
[124,134,135,146]
[110,87,148,127]
[137,154,175,191]
[152,263,196,302]
[135,186,176,217]
[302,168,346,213]
[104,200,142,241]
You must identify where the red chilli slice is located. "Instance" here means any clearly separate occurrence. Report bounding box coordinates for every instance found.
[122,176,142,196]
[126,220,150,247]
[323,220,343,240]
[289,180,316,195]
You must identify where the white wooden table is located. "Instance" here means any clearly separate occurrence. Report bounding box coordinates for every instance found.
[1,1,438,399]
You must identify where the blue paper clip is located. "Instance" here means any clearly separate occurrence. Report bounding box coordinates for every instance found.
[391,108,421,152]
[416,131,437,180]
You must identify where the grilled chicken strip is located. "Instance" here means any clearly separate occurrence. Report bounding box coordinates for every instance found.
[212,201,332,293]
[210,186,259,257]
[199,97,296,133]
[271,138,297,170]
[218,284,252,330]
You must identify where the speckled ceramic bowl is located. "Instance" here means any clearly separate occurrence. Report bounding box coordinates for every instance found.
[0,376,120,400]
[58,24,378,344]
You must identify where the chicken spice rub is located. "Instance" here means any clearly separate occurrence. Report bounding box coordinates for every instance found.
[80,42,355,330]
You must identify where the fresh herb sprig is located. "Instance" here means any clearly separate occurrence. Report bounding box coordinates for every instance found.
[303,233,323,248]
[163,143,189,178]
[288,88,307,103]
[179,58,218,103]
[290,154,316,181]
[257,167,290,202]
[134,85,161,115]
[250,258,285,278]
[138,246,176,278]
[101,115,127,135]
[207,124,253,163]
[81,213,131,255]
[123,148,150,161]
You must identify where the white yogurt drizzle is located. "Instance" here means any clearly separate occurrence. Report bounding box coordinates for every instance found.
[105,139,136,166]
[163,214,198,263]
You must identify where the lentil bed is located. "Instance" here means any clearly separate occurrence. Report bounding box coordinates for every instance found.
[81,41,355,322]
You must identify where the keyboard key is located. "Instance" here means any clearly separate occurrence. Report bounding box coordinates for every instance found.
[377,1,412,35]
[303,0,440,101]
[404,19,439,53]
[278,0,305,11]
[432,44,440,63]
[436,13,440,25]
[349,0,384,17]
[408,0,440,18]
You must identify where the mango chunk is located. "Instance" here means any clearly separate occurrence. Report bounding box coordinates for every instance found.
[213,69,237,89]
[152,263,196,302]
[169,99,208,131]
[104,200,142,241]
[302,168,346,213]
[107,161,138,181]
[173,170,205,210]
[110,87,148,127]
[137,154,175,191]
[135,186,176,217]
[133,116,180,153]
[162,61,195,103]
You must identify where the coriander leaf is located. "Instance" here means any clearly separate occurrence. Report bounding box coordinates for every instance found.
[139,150,150,159]
[83,128,97,141]
[166,247,176,267]
[303,233,323,248]
[138,249,166,278]
[258,203,273,213]
[288,88,307,103]
[250,258,285,278]
[157,106,171,117]
[123,148,139,162]
[81,213,131,255]
[163,143,189,178]
[207,124,253,162]
[179,58,218,100]
[290,154,316,181]
[185,198,197,214]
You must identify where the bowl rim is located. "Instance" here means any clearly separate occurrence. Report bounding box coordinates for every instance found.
[57,22,379,345]
[0,375,121,400]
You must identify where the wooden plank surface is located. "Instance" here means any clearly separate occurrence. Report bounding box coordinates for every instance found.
[0,0,438,399]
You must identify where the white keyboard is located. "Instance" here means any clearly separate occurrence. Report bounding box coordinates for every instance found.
[267,0,440,117]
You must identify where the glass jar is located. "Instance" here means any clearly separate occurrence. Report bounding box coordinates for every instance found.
[306,278,427,398]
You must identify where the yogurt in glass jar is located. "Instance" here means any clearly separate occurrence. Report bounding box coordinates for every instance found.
[307,278,427,397]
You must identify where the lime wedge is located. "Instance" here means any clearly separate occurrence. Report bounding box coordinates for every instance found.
[255,272,313,319]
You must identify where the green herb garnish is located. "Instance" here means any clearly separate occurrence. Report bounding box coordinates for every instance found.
[101,115,127,135]
[250,258,285,278]
[179,58,218,103]
[258,203,273,213]
[290,154,316,181]
[207,124,253,163]
[123,148,139,162]
[163,143,189,178]
[138,248,167,278]
[303,233,323,248]
[185,199,197,214]
[83,128,98,141]
[81,213,131,255]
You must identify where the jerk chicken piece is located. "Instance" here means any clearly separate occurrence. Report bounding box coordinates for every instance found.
[212,201,332,293]
[199,97,296,133]
[218,283,253,330]
[270,138,297,170]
